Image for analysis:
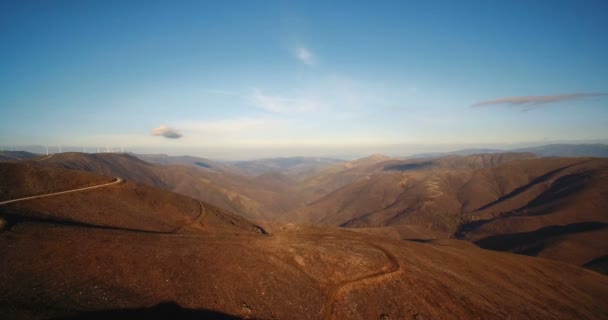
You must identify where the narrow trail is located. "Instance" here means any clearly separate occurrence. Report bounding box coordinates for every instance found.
[426,176,443,198]
[1,180,211,235]
[36,154,54,161]
[319,241,402,320]
[0,177,123,206]
[172,201,208,232]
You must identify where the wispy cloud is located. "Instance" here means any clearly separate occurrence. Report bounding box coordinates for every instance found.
[294,46,315,65]
[472,92,607,109]
[200,89,243,97]
[251,88,323,113]
[178,117,283,134]
[151,125,183,139]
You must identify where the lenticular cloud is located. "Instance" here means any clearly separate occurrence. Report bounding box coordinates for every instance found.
[151,125,183,139]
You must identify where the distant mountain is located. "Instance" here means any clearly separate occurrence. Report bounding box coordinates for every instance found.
[512,144,608,157]
[408,149,503,159]
[134,153,245,175]
[408,144,608,159]
[298,154,393,200]
[231,156,344,180]
[29,152,304,222]
[136,154,345,181]
[289,153,608,273]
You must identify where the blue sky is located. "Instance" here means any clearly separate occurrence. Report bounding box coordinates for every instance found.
[1,1,607,159]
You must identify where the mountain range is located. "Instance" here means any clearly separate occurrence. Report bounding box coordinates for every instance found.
[1,146,607,319]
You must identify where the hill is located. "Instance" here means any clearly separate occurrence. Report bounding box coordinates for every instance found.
[0,162,264,234]
[408,143,608,159]
[0,163,606,319]
[513,143,608,157]
[230,156,344,181]
[455,157,608,272]
[298,154,393,201]
[291,153,535,228]
[289,154,608,272]
[14,151,608,273]
[135,153,246,175]
[28,152,303,222]
[0,151,38,161]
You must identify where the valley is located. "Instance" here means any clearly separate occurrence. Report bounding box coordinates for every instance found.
[1,148,607,319]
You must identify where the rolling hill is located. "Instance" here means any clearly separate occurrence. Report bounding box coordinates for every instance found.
[288,154,608,272]
[1,161,607,319]
[408,143,608,159]
[135,153,247,175]
[0,162,263,234]
[512,143,608,157]
[9,151,608,274]
[26,152,303,222]
[230,156,344,181]
[0,151,38,161]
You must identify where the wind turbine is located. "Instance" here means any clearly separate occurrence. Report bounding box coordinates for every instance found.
[58,144,62,153]
[45,145,49,156]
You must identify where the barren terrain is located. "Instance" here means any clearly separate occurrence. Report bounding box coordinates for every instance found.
[1,161,607,319]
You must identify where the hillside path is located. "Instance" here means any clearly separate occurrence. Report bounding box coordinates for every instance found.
[172,201,208,232]
[0,178,123,206]
[36,154,54,161]
[320,241,401,320]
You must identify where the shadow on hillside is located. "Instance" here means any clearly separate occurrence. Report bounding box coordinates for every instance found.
[583,255,608,275]
[403,238,433,243]
[384,161,434,172]
[473,163,583,212]
[524,172,592,212]
[474,222,608,256]
[56,302,243,320]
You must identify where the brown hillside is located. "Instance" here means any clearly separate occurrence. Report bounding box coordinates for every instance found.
[0,223,606,319]
[0,163,263,234]
[0,162,113,201]
[289,155,608,272]
[136,153,247,175]
[457,158,608,270]
[17,152,608,273]
[1,160,607,319]
[0,151,38,161]
[31,153,301,222]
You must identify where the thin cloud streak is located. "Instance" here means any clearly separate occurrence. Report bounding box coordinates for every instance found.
[251,88,323,114]
[178,117,284,134]
[151,125,183,139]
[472,92,607,108]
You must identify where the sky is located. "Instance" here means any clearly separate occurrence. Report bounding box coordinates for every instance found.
[1,0,607,159]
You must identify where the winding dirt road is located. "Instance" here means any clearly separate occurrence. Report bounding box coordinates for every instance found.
[172,201,208,232]
[0,177,123,206]
[320,241,402,320]
[0,179,214,235]
[36,154,54,161]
